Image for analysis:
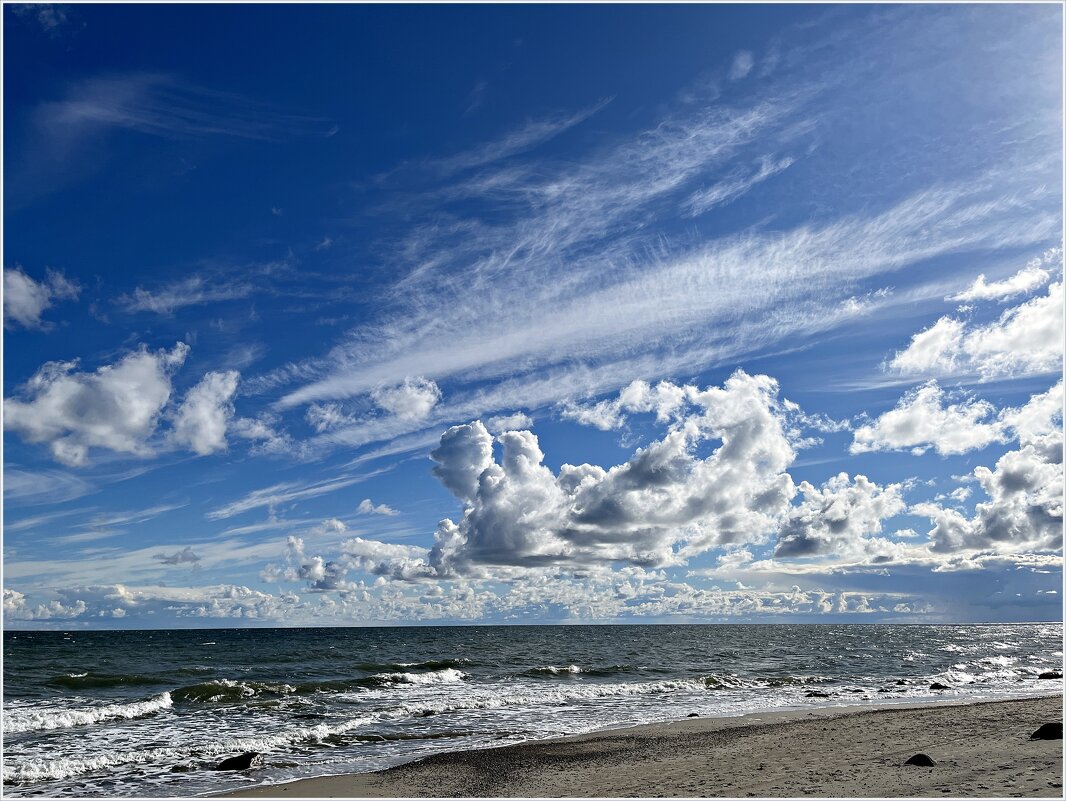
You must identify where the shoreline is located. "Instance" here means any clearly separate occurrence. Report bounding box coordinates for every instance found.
[219,693,1064,798]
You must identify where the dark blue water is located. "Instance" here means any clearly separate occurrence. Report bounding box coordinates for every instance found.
[3,624,1062,797]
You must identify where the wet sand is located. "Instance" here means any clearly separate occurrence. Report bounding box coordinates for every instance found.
[222,694,1063,798]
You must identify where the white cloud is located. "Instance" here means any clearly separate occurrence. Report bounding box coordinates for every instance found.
[949,248,1059,302]
[910,381,1063,555]
[685,155,793,216]
[206,474,372,520]
[119,276,253,315]
[357,498,398,516]
[371,377,442,421]
[4,588,87,621]
[890,278,1064,380]
[231,413,294,455]
[851,382,1006,456]
[170,370,239,455]
[561,380,686,431]
[4,343,189,466]
[729,50,755,80]
[485,412,534,434]
[852,379,1062,457]
[430,99,611,176]
[774,473,907,558]
[38,74,336,142]
[3,266,80,329]
[425,371,797,574]
[306,402,350,432]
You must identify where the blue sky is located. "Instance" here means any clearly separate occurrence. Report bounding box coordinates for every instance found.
[3,2,1063,628]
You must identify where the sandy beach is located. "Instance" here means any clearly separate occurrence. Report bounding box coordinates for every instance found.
[220,694,1063,798]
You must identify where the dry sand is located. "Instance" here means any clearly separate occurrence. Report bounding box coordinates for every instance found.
[222,694,1063,798]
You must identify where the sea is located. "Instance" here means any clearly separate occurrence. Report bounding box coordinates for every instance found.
[2,623,1063,797]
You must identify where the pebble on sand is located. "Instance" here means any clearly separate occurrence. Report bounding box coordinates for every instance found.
[904,753,937,767]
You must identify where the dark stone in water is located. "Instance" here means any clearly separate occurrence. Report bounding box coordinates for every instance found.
[896,679,908,685]
[847,688,864,693]
[215,753,262,771]
[687,712,699,717]
[1030,722,1063,740]
[170,765,193,773]
[1038,671,1062,680]
[805,690,831,698]
[929,682,950,690]
[905,753,936,767]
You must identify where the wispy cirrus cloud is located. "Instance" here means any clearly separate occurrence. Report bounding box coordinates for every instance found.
[259,7,1059,462]
[684,154,794,216]
[429,98,612,176]
[118,275,255,315]
[206,473,378,521]
[8,72,337,207]
[36,73,336,142]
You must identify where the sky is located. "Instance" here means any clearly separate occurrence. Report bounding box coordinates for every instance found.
[2,2,1063,629]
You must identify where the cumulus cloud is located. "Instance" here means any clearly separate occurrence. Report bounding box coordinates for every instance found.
[3,266,80,329]
[949,248,1058,302]
[774,473,907,558]
[852,380,1062,457]
[4,588,87,621]
[4,342,190,466]
[911,382,1063,555]
[851,382,1006,456]
[560,379,686,431]
[889,278,1064,380]
[371,377,441,421]
[424,371,797,574]
[485,412,534,434]
[231,413,294,455]
[358,498,398,516]
[170,370,239,455]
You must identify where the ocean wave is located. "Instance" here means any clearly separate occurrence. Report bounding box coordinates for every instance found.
[3,693,173,734]
[373,668,467,685]
[173,679,297,703]
[362,674,767,720]
[1,714,377,783]
[356,658,471,672]
[525,664,584,676]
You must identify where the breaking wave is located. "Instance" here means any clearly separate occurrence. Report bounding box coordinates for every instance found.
[2,714,377,783]
[373,668,467,685]
[3,693,173,734]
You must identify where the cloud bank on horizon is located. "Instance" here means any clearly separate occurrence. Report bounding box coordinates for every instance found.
[3,3,1063,627]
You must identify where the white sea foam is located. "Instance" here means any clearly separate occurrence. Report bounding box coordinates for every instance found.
[1,713,377,783]
[357,675,737,720]
[375,668,467,685]
[2,693,173,734]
